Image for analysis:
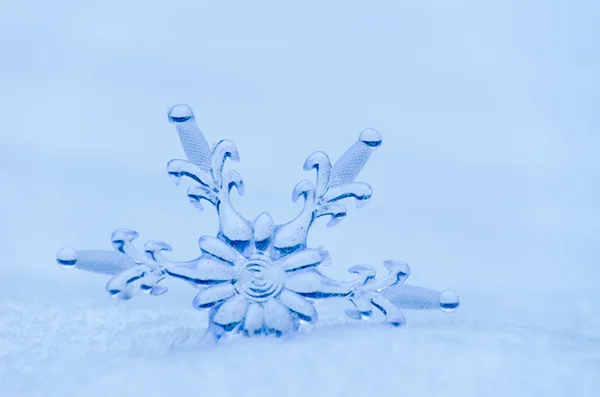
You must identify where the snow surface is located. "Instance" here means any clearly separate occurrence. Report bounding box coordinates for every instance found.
[2,284,599,397]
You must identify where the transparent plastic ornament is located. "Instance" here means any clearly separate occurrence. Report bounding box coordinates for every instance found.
[57,104,459,346]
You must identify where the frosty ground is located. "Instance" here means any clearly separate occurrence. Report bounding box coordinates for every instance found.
[1,282,598,397]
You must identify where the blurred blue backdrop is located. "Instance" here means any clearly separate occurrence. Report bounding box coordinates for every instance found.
[1,0,598,293]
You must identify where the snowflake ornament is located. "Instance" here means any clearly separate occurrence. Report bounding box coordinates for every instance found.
[56,104,459,344]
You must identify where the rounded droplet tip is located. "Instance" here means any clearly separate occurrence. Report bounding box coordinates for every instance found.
[168,104,194,123]
[439,290,459,312]
[359,128,382,148]
[56,247,78,268]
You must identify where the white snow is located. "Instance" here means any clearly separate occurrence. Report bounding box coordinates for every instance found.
[1,285,598,397]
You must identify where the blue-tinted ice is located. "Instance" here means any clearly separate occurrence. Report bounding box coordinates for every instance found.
[56,104,459,344]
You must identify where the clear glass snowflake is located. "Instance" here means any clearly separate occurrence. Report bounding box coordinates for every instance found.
[56,104,459,344]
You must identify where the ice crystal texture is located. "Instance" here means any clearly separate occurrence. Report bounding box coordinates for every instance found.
[56,104,459,344]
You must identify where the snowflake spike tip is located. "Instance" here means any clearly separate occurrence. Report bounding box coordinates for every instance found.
[56,104,459,346]
[381,283,460,312]
[168,104,212,170]
[328,128,382,187]
[56,248,135,275]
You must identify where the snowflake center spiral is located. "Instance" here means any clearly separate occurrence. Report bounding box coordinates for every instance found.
[235,257,284,303]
